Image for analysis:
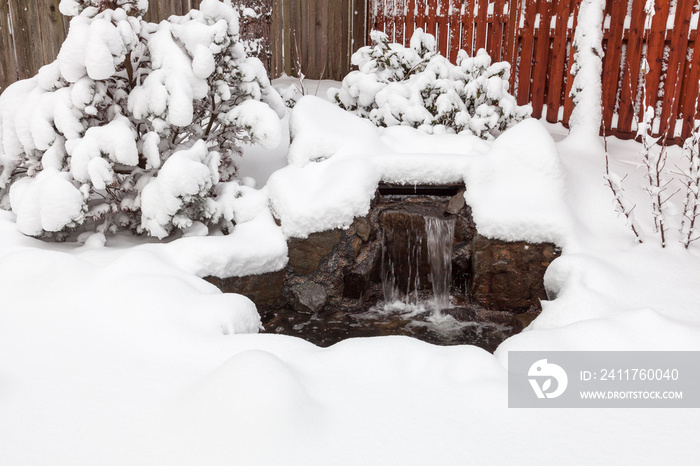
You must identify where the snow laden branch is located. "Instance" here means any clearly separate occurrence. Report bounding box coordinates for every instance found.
[0,0,285,240]
[637,105,677,247]
[603,138,644,243]
[328,29,531,140]
[680,121,700,248]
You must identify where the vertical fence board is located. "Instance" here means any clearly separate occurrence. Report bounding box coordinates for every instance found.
[341,0,351,78]
[517,0,537,106]
[416,0,426,33]
[504,0,520,89]
[437,0,448,54]
[659,0,693,137]
[406,0,416,40]
[382,0,392,41]
[9,0,43,79]
[562,0,581,124]
[545,0,570,122]
[490,0,504,60]
[448,0,460,59]
[681,29,700,138]
[317,0,327,79]
[475,0,488,50]
[426,0,437,36]
[529,0,550,118]
[461,0,474,54]
[0,0,17,93]
[36,1,67,67]
[600,0,626,130]
[374,0,385,31]
[396,0,406,44]
[328,0,336,78]
[143,1,160,23]
[352,0,367,62]
[617,0,646,133]
[644,0,670,128]
[283,0,293,76]
[310,0,319,79]
[271,0,284,77]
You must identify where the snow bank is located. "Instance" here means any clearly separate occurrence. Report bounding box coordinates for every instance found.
[268,158,381,238]
[2,109,700,465]
[269,96,571,245]
[156,206,288,278]
[464,118,572,245]
[287,95,381,166]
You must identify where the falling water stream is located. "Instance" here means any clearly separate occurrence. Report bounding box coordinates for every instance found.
[381,215,456,310]
[425,216,456,309]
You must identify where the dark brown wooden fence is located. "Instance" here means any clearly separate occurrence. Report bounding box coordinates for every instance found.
[0,0,269,92]
[370,0,700,140]
[270,0,367,80]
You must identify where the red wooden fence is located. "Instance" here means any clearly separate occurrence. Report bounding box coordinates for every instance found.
[369,0,700,140]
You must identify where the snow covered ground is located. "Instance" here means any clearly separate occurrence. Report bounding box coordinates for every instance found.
[1,79,699,465]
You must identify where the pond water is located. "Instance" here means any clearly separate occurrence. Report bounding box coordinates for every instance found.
[261,295,521,352]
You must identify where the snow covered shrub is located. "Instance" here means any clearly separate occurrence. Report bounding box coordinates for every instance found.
[328,29,531,140]
[0,0,285,239]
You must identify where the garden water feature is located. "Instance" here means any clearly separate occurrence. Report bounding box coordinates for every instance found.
[207,184,560,352]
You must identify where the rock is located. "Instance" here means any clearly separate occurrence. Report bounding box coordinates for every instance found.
[353,217,372,242]
[512,308,542,332]
[288,229,343,276]
[291,282,328,314]
[343,241,381,299]
[446,190,466,214]
[204,270,285,310]
[470,234,561,312]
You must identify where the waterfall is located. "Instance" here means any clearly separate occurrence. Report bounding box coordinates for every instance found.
[381,217,423,306]
[425,216,455,310]
[380,212,455,310]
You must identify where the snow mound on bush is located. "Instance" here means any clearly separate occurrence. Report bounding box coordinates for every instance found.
[0,0,284,239]
[9,169,85,236]
[328,29,531,140]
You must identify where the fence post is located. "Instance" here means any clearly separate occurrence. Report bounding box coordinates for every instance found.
[271,0,284,78]
[0,0,17,93]
[9,0,44,80]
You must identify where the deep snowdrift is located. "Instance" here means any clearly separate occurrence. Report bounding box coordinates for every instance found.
[1,89,699,465]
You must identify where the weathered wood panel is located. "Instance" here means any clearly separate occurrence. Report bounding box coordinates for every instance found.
[0,0,18,93]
